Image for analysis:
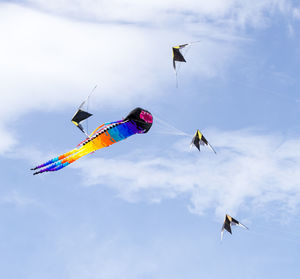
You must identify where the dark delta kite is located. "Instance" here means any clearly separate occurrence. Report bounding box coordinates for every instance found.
[221,214,248,240]
[172,41,201,76]
[72,85,97,137]
[190,129,216,154]
[71,107,92,136]
[172,44,188,71]
[172,41,204,87]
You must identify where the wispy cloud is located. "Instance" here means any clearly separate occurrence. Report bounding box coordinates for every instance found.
[0,190,39,207]
[19,0,297,28]
[0,0,299,154]
[73,129,300,218]
[0,2,241,154]
[0,125,17,154]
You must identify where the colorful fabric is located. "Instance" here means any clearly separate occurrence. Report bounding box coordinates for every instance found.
[31,108,153,175]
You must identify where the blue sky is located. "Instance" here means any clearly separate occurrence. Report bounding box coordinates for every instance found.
[1,0,300,278]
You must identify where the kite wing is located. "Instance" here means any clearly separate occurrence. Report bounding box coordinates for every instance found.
[31,108,153,175]
[221,214,248,240]
[71,108,92,135]
[172,44,188,70]
[190,129,216,154]
[231,216,248,230]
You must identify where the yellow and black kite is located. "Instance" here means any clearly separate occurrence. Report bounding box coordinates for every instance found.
[72,107,92,136]
[71,86,97,137]
[172,44,188,70]
[190,129,216,154]
[221,214,248,240]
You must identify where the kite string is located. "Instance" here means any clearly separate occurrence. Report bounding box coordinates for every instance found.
[86,85,98,134]
[188,40,201,45]
[153,114,192,137]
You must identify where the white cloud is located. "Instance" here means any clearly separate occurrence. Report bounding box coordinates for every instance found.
[0,125,17,154]
[0,0,298,154]
[292,7,300,19]
[0,3,240,152]
[25,0,292,29]
[0,0,251,114]
[73,129,300,218]
[0,4,167,112]
[0,190,39,207]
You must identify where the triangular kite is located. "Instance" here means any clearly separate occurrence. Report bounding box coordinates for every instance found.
[221,214,248,240]
[190,129,216,154]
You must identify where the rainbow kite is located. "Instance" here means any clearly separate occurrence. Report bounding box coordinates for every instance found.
[31,108,153,175]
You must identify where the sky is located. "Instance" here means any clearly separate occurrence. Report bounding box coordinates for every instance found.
[1,0,300,278]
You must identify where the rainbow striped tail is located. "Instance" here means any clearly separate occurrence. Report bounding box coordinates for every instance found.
[31,116,146,175]
[31,147,87,175]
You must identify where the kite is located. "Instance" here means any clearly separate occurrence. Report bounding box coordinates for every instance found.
[221,214,248,240]
[71,85,97,136]
[172,44,188,71]
[31,108,153,175]
[71,107,92,136]
[190,129,216,154]
[172,41,201,87]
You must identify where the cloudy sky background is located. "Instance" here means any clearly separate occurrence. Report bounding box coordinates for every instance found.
[1,0,300,278]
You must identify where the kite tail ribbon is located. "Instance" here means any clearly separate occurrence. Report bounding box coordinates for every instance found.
[31,146,91,175]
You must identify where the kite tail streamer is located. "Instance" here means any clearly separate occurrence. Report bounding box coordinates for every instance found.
[31,149,78,171]
[32,145,95,175]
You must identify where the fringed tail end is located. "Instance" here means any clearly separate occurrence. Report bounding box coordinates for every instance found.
[33,162,70,175]
[31,149,78,173]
